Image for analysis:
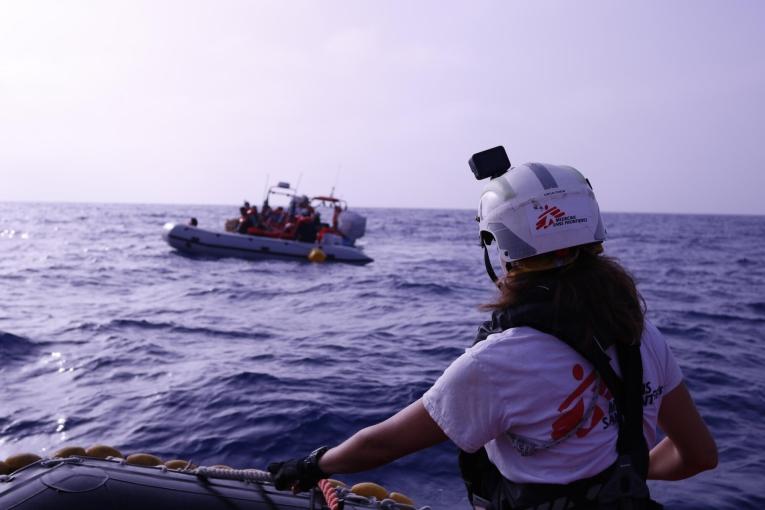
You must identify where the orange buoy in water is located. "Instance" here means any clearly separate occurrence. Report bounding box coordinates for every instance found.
[308,248,327,263]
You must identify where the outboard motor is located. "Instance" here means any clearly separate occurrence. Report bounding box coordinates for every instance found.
[337,211,367,242]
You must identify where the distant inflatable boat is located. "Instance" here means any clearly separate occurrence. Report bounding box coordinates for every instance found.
[164,183,373,265]
[0,456,418,510]
[163,223,373,264]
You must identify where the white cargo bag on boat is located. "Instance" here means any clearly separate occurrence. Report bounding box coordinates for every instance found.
[337,211,366,240]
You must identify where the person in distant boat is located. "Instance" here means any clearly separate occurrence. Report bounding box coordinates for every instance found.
[269,207,287,229]
[294,215,318,243]
[260,204,273,229]
[300,203,315,218]
[268,148,718,509]
[248,206,261,228]
[237,206,253,234]
[188,217,198,227]
[291,196,313,219]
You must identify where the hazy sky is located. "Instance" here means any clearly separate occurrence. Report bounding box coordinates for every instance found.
[1,1,763,214]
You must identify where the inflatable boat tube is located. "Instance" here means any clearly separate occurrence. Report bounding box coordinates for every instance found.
[162,223,373,265]
[0,456,416,510]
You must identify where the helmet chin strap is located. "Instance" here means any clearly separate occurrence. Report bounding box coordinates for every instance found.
[481,240,500,286]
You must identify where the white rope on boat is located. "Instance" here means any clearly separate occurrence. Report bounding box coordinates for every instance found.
[194,466,273,483]
[192,467,433,510]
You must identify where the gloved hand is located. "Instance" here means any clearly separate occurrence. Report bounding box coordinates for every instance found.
[267,446,330,492]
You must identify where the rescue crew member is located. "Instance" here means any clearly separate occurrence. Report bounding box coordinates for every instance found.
[268,149,717,509]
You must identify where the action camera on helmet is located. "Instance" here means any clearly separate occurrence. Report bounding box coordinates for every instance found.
[469,146,511,180]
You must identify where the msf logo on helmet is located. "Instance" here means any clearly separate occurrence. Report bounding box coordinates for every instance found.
[536,204,566,230]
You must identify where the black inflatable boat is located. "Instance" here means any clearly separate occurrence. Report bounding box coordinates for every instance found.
[0,456,418,510]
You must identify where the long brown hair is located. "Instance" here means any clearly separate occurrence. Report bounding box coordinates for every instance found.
[488,246,646,346]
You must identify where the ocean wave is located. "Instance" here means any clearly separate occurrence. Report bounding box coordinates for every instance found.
[681,309,765,325]
[392,279,454,293]
[417,345,465,359]
[2,204,763,508]
[656,324,710,340]
[218,371,285,388]
[104,319,274,340]
[1,417,49,437]
[0,331,40,363]
[0,273,27,281]
[75,354,134,376]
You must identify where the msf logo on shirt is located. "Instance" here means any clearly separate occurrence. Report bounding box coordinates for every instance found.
[536,204,566,230]
[551,363,612,440]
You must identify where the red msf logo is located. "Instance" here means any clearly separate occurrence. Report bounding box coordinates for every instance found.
[536,205,565,230]
[551,363,611,440]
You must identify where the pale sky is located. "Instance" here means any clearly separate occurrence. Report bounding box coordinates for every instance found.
[1,1,763,214]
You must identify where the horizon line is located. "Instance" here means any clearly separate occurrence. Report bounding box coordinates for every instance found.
[0,198,762,218]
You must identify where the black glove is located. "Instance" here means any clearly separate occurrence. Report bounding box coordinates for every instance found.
[267,446,330,492]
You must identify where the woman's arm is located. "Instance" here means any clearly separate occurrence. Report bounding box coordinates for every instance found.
[319,398,449,474]
[647,382,718,480]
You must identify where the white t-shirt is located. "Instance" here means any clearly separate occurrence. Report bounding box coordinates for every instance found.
[422,320,683,484]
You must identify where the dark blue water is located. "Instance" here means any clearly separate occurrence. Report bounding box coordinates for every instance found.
[1,203,763,509]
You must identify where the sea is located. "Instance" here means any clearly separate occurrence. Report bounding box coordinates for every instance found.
[1,203,763,509]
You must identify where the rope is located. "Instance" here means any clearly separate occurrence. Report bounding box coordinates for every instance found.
[192,466,340,510]
[194,466,272,483]
[318,479,341,510]
[193,467,422,510]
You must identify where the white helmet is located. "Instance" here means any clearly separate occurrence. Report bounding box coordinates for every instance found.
[478,160,606,267]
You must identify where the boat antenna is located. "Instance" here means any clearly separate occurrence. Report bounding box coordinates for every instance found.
[331,165,341,198]
[295,172,304,194]
[262,173,270,206]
